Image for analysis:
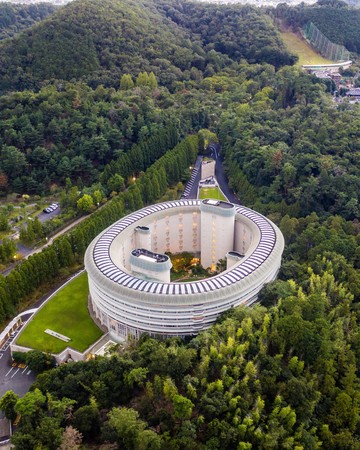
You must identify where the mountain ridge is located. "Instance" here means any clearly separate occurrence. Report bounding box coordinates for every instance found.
[0,0,295,91]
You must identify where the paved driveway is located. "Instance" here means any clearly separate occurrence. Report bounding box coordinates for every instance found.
[214,153,240,205]
[37,207,61,224]
[0,338,36,399]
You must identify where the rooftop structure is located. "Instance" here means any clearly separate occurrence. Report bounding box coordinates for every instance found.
[85,199,284,341]
[201,158,216,180]
[131,248,169,263]
[346,88,360,98]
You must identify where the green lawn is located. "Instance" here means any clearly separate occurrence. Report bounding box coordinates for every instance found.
[16,272,103,354]
[280,31,333,66]
[198,186,227,201]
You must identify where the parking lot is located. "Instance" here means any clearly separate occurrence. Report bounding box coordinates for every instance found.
[0,349,36,398]
[37,204,61,223]
[0,316,36,398]
[5,362,32,378]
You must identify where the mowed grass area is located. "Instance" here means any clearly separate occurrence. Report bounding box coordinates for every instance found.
[281,31,333,66]
[199,186,227,201]
[16,272,103,354]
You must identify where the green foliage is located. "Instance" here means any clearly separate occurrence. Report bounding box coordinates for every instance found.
[108,407,162,450]
[77,194,94,213]
[276,2,360,54]
[0,390,19,421]
[0,2,359,448]
[73,404,100,440]
[120,74,134,90]
[13,267,359,447]
[0,134,197,324]
[107,174,125,194]
[0,213,9,231]
[172,394,194,420]
[25,350,56,373]
[0,0,295,92]
[12,350,56,373]
[161,1,297,69]
[0,3,56,40]
[0,238,16,264]
[15,388,46,418]
[219,67,360,220]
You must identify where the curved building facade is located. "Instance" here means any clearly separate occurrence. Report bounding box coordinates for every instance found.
[85,199,284,340]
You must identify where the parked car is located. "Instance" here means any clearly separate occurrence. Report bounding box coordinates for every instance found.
[43,203,59,213]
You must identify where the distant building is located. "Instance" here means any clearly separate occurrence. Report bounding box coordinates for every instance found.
[312,71,343,89]
[313,71,331,80]
[85,199,284,341]
[330,73,342,87]
[346,88,360,102]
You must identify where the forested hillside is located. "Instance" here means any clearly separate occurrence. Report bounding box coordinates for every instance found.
[159,0,297,69]
[0,0,360,448]
[0,0,295,92]
[1,61,360,448]
[220,67,360,219]
[0,3,56,40]
[275,0,360,54]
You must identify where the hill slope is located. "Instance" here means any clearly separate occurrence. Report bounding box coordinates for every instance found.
[0,0,296,91]
[0,2,56,40]
[0,0,191,90]
[275,2,360,54]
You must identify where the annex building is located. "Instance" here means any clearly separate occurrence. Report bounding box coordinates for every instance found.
[85,199,284,341]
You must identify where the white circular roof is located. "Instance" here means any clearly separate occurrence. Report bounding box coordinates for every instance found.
[91,200,279,296]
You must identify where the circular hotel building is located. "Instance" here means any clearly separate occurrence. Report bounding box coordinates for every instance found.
[85,199,284,341]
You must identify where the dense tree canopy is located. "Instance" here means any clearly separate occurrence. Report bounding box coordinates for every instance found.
[0,3,56,40]
[275,1,360,54]
[0,0,296,92]
[0,0,360,448]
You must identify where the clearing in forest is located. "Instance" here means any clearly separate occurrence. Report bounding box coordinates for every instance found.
[280,31,333,66]
[16,272,103,354]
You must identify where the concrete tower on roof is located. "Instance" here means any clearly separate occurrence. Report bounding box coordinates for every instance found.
[85,199,284,341]
[201,158,216,180]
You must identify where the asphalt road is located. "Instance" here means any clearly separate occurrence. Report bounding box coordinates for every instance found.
[0,207,63,274]
[214,154,240,205]
[0,314,36,399]
[183,150,239,203]
[1,213,88,276]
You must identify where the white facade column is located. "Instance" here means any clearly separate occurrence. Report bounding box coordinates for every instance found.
[135,226,151,250]
[200,199,235,270]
